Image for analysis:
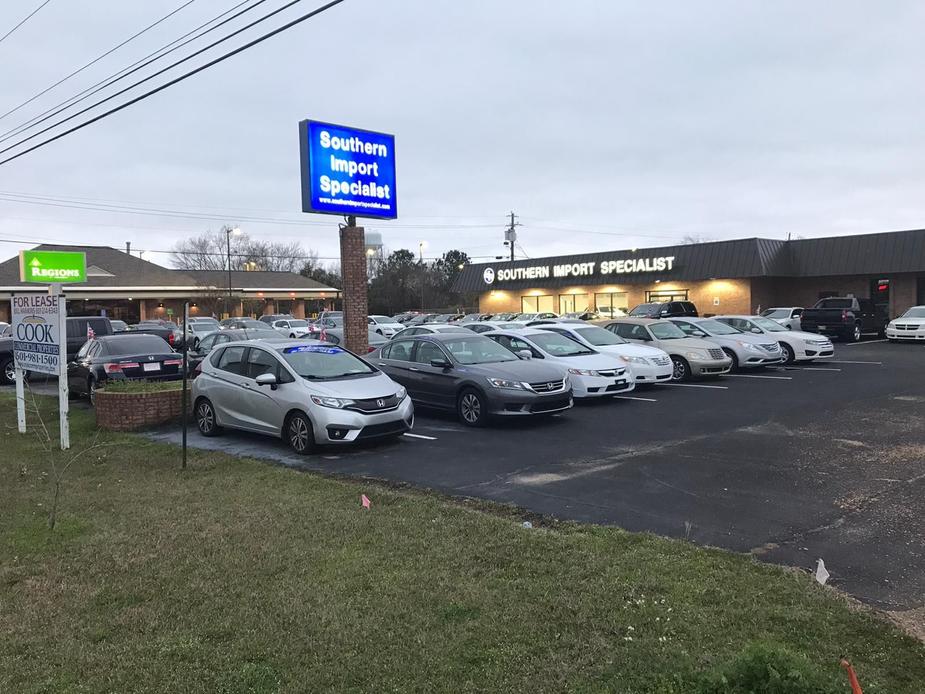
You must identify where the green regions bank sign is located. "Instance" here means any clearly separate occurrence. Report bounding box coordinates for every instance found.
[19,250,87,283]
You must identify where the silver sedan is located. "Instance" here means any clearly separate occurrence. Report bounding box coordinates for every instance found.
[192,339,414,454]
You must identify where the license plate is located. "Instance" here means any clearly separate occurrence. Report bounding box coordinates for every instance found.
[143,362,160,372]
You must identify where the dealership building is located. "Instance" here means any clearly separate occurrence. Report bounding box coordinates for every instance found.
[453,228,925,318]
[0,244,340,324]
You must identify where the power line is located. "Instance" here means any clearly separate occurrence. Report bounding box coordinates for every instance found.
[0,0,53,46]
[0,192,503,229]
[0,0,277,148]
[0,0,266,144]
[0,0,198,124]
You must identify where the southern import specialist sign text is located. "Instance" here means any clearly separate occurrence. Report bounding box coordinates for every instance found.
[12,293,63,375]
[299,120,397,219]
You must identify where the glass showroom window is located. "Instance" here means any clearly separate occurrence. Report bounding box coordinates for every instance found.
[521,295,555,313]
[594,292,628,314]
[559,293,590,314]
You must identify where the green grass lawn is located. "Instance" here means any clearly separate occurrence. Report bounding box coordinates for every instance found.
[1,392,923,693]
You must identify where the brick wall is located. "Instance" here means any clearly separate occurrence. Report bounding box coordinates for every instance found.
[96,388,189,431]
[339,225,369,354]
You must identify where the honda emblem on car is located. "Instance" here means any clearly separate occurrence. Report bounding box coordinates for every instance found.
[376,399,385,408]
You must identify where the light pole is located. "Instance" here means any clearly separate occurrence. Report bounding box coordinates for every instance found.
[225,226,242,317]
[418,241,427,312]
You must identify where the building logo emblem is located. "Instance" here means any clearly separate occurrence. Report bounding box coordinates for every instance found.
[482,267,495,284]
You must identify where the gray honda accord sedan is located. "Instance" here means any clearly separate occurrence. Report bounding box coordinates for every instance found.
[368,333,574,426]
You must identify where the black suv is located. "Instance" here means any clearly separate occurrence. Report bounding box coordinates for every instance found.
[628,301,699,319]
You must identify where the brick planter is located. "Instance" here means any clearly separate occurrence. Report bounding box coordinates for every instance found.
[95,388,190,432]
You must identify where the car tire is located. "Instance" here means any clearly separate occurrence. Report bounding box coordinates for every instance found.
[195,398,222,437]
[87,377,98,406]
[289,333,296,338]
[670,356,691,381]
[457,388,488,427]
[376,329,383,335]
[779,342,795,364]
[1,357,14,386]
[721,348,739,371]
[850,322,862,342]
[285,411,315,455]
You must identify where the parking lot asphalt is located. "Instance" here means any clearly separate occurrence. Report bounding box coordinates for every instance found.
[16,338,923,611]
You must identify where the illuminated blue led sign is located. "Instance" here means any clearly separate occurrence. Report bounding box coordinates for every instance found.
[299,120,397,219]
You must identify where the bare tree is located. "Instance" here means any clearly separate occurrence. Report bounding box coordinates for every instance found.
[170,227,309,272]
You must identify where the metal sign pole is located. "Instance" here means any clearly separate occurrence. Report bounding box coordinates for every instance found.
[15,365,26,433]
[51,284,69,450]
[181,301,189,469]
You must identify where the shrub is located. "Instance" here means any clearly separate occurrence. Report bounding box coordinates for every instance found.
[694,642,842,694]
[100,380,184,394]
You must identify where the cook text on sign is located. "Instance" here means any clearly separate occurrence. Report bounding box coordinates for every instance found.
[299,120,397,219]
[11,294,63,376]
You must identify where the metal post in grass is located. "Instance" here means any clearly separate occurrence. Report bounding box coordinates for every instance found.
[181,301,189,469]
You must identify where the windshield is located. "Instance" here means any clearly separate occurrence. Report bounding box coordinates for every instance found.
[238,320,265,329]
[528,332,595,356]
[629,304,658,316]
[698,319,741,335]
[518,313,539,320]
[574,326,626,345]
[371,315,392,323]
[816,298,853,309]
[443,337,519,364]
[242,329,280,339]
[901,307,925,318]
[760,309,790,319]
[106,336,171,355]
[752,316,787,332]
[649,322,687,339]
[279,345,375,380]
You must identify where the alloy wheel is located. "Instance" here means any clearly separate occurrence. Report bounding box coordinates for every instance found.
[3,360,14,384]
[671,357,688,381]
[88,379,97,406]
[853,324,862,342]
[196,402,214,434]
[460,393,482,424]
[289,416,311,453]
[780,343,794,364]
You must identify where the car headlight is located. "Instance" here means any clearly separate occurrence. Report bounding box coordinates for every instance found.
[887,322,896,328]
[310,395,356,408]
[806,339,830,346]
[567,368,599,376]
[487,377,525,390]
[737,341,762,352]
[684,350,707,360]
[395,385,407,401]
[620,355,648,365]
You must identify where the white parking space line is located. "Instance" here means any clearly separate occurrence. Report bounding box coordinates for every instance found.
[724,373,792,380]
[841,339,888,346]
[657,382,729,390]
[613,395,658,402]
[799,367,842,372]
[829,360,883,365]
[404,433,438,440]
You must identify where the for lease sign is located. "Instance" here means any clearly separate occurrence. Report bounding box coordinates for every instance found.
[299,120,397,219]
[12,294,63,375]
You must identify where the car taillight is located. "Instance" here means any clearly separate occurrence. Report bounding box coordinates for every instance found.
[163,359,182,366]
[366,346,376,353]
[168,333,175,345]
[842,310,848,319]
[104,362,140,374]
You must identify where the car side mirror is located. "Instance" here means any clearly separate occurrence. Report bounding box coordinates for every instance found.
[751,327,762,334]
[694,330,707,337]
[516,349,533,360]
[255,373,277,388]
[430,358,452,369]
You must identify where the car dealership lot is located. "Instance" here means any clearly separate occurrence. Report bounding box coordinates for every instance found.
[136,340,923,610]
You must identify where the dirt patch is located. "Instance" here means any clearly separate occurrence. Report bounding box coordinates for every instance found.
[887,606,925,642]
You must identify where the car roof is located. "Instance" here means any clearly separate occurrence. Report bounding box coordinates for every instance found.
[602,317,661,325]
[398,332,489,342]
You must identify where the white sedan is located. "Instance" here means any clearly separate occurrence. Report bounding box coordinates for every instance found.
[534,322,673,384]
[368,315,405,337]
[484,328,634,398]
[271,319,313,338]
[713,315,834,364]
[886,306,925,342]
[760,307,804,331]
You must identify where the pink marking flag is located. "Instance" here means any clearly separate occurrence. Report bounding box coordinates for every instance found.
[361,494,371,509]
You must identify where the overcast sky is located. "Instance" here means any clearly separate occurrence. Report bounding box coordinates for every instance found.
[0,0,923,269]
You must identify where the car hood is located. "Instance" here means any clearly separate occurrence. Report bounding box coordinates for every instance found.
[775,329,829,342]
[299,371,403,399]
[539,352,624,370]
[594,343,669,359]
[705,332,772,346]
[376,323,403,330]
[454,358,567,383]
[653,336,719,351]
[892,317,925,326]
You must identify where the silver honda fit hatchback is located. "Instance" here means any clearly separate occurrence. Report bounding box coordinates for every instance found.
[192,339,413,454]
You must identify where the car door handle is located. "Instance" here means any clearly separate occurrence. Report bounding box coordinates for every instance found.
[377,363,386,367]
[409,367,420,372]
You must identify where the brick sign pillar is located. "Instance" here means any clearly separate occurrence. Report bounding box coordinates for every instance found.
[339,223,368,354]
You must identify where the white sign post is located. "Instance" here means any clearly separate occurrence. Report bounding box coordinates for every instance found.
[11,288,69,450]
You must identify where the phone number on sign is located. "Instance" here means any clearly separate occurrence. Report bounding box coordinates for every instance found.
[14,350,59,371]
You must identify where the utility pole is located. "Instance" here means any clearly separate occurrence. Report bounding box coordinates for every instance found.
[504,211,521,262]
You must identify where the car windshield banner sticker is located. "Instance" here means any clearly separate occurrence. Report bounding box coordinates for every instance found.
[284,345,342,354]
